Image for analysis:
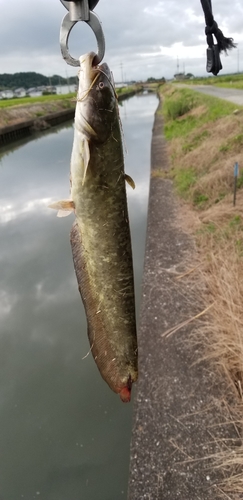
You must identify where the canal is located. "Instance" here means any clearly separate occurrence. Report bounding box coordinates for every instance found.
[0,92,158,500]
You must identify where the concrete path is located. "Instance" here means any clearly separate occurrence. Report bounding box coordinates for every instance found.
[182,84,243,106]
[128,99,238,499]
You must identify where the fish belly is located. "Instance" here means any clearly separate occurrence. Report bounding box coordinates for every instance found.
[70,146,137,401]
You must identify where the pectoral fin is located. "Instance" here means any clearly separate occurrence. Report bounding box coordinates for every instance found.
[49,200,75,217]
[57,210,73,218]
[125,174,136,190]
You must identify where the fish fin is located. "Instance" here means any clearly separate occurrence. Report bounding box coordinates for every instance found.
[49,200,75,212]
[125,174,136,190]
[81,138,90,185]
[57,210,73,218]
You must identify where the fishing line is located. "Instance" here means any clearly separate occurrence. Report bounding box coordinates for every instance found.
[95,67,117,99]
[94,67,129,155]
[76,73,100,102]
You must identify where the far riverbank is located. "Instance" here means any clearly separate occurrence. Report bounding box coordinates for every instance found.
[0,87,141,146]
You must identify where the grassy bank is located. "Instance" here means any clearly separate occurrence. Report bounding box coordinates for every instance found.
[0,98,75,129]
[159,84,243,497]
[174,72,243,90]
[0,93,75,109]
[0,85,137,109]
[0,86,138,129]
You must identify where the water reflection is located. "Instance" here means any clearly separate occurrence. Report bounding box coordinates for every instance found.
[0,92,158,500]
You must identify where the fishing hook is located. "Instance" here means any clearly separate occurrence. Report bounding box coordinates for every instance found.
[59,1,105,67]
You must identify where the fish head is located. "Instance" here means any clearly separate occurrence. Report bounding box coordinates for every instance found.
[76,52,117,143]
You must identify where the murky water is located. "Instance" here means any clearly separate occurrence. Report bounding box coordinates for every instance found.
[0,92,158,500]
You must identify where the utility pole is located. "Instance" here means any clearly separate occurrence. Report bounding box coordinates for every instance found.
[120,62,124,83]
[237,48,240,73]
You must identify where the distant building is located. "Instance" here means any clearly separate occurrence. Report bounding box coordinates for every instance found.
[42,86,57,95]
[26,85,56,96]
[14,88,26,98]
[26,87,42,97]
[174,72,186,81]
[115,83,128,88]
[174,72,194,81]
[1,89,14,99]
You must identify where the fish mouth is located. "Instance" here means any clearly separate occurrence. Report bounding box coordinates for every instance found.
[78,52,113,97]
[79,51,108,76]
[78,52,100,97]
[79,51,97,71]
[119,386,131,403]
[76,52,115,140]
[118,375,133,403]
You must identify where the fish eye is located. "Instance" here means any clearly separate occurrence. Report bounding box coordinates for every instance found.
[99,82,105,89]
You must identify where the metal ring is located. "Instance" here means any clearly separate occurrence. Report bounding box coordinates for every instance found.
[60,11,105,67]
[60,0,99,12]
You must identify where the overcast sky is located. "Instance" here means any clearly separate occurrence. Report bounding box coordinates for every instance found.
[1,0,243,82]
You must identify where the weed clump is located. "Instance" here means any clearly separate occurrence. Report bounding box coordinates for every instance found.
[164,95,195,120]
[173,167,197,197]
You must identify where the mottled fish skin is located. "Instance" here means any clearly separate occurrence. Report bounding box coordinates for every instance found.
[70,52,138,401]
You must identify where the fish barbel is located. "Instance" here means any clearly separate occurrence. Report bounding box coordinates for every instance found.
[50,52,138,402]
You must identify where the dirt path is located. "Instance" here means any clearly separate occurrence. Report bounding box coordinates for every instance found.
[128,99,237,499]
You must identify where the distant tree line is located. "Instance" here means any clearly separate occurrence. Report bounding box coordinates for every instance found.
[0,72,77,90]
[147,77,166,83]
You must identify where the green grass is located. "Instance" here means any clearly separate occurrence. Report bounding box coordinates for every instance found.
[234,133,243,143]
[116,85,137,95]
[159,84,243,211]
[164,115,198,139]
[172,166,197,196]
[214,192,226,203]
[229,215,242,227]
[219,143,231,153]
[215,81,243,90]
[172,72,243,89]
[163,94,195,120]
[219,133,243,154]
[237,170,243,188]
[196,222,217,235]
[160,87,237,140]
[0,93,75,108]
[197,217,243,240]
[183,130,209,153]
[193,192,209,207]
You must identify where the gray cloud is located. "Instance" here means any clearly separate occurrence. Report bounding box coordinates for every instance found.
[0,0,242,80]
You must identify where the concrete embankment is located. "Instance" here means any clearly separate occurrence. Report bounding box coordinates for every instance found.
[0,90,140,147]
[0,108,75,146]
[128,97,237,499]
